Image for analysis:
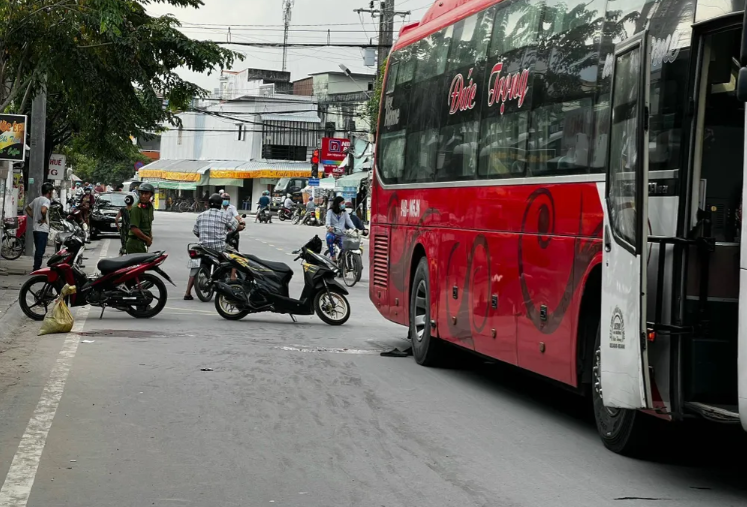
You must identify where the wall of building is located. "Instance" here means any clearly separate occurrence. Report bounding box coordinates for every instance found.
[293,78,313,96]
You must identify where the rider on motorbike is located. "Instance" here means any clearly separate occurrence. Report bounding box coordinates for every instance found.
[184,193,239,300]
[283,194,294,210]
[325,196,355,262]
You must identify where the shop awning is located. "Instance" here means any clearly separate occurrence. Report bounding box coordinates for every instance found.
[139,159,206,182]
[210,160,312,179]
[334,171,369,191]
[209,178,244,187]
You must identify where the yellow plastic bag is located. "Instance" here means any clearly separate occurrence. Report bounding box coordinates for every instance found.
[38,285,77,336]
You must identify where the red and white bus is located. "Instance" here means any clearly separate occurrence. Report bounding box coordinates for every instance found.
[370,0,747,454]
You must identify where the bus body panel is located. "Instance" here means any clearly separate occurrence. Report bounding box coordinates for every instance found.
[372,181,604,385]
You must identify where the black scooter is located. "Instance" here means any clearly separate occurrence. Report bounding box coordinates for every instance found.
[211,236,350,325]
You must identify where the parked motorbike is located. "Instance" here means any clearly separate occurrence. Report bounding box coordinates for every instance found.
[211,235,350,325]
[187,219,246,302]
[67,205,90,242]
[256,206,272,224]
[19,241,175,321]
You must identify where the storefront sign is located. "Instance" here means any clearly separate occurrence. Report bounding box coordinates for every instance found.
[321,137,350,177]
[0,114,27,162]
[48,154,66,180]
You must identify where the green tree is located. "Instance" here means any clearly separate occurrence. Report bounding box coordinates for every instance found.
[0,0,241,160]
[365,59,387,137]
[65,140,148,186]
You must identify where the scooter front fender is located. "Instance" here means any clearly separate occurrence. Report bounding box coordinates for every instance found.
[316,277,349,295]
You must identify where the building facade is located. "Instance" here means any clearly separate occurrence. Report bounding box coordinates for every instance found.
[139,69,321,210]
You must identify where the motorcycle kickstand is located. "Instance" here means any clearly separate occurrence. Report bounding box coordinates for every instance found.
[99,305,107,320]
[289,314,297,323]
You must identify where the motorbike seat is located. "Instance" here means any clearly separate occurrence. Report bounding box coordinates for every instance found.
[245,254,293,278]
[98,253,157,274]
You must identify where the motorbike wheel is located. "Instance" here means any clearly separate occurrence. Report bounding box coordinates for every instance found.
[1,235,24,260]
[292,213,301,225]
[314,288,350,325]
[341,252,359,288]
[19,275,61,321]
[214,282,250,320]
[125,273,168,319]
[279,213,287,221]
[194,265,214,302]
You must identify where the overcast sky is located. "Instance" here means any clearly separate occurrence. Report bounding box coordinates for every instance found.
[147,0,432,93]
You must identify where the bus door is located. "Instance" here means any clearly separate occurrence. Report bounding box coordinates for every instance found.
[600,32,653,409]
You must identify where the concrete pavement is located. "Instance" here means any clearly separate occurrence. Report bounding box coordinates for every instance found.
[0,213,745,507]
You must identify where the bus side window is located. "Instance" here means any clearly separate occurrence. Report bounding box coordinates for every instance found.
[379,131,407,184]
[490,0,541,57]
[385,62,399,94]
[396,46,416,85]
[478,112,528,179]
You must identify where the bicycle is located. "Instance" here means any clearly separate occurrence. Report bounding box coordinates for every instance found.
[1,216,26,260]
[325,229,364,287]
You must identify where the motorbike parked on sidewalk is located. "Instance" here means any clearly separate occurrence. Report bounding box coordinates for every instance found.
[211,235,351,325]
[19,239,176,321]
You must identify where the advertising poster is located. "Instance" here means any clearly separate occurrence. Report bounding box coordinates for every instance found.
[321,137,350,177]
[0,114,27,162]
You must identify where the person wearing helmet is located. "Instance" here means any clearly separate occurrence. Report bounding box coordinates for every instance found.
[126,183,155,254]
[25,182,55,271]
[257,190,272,222]
[283,193,294,210]
[116,194,135,255]
[184,193,239,300]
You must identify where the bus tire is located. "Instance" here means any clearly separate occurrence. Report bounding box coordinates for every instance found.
[592,323,653,456]
[410,257,445,366]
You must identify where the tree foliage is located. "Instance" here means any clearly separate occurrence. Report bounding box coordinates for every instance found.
[365,59,386,137]
[0,0,241,160]
[64,139,149,186]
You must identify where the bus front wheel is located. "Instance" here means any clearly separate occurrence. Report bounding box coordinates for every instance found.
[410,257,445,366]
[592,324,653,456]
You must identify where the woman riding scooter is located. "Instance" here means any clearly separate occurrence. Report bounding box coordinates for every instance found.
[325,196,355,262]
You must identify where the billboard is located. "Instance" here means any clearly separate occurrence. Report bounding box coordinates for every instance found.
[48,154,66,180]
[0,114,27,162]
[321,137,350,177]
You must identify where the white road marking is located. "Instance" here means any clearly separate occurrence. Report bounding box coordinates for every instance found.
[0,240,110,507]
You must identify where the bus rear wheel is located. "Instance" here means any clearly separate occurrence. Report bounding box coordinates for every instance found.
[592,323,653,456]
[409,257,445,366]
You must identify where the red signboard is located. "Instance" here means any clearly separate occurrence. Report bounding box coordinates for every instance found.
[321,137,350,177]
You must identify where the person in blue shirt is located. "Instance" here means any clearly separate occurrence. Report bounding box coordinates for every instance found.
[258,190,271,209]
[325,196,355,261]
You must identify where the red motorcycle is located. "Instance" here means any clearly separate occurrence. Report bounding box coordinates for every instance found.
[19,233,175,321]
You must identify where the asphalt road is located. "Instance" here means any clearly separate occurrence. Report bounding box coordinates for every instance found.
[0,212,745,507]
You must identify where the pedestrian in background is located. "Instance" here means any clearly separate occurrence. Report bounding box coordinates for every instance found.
[126,183,155,254]
[116,194,134,255]
[25,183,54,271]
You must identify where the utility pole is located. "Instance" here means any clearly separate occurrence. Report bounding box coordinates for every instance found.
[354,1,410,76]
[281,0,295,72]
[25,86,47,258]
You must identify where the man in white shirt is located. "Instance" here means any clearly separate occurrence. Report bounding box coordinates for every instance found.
[25,183,54,271]
[283,194,294,209]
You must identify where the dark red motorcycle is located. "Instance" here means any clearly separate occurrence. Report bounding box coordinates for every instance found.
[19,233,175,321]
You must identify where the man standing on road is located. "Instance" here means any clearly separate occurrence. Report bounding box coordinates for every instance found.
[126,183,155,254]
[184,193,239,300]
[25,183,54,271]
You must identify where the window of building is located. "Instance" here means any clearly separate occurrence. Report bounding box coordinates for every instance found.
[262,145,307,161]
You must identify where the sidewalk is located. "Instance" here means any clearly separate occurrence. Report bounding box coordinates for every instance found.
[0,247,54,331]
